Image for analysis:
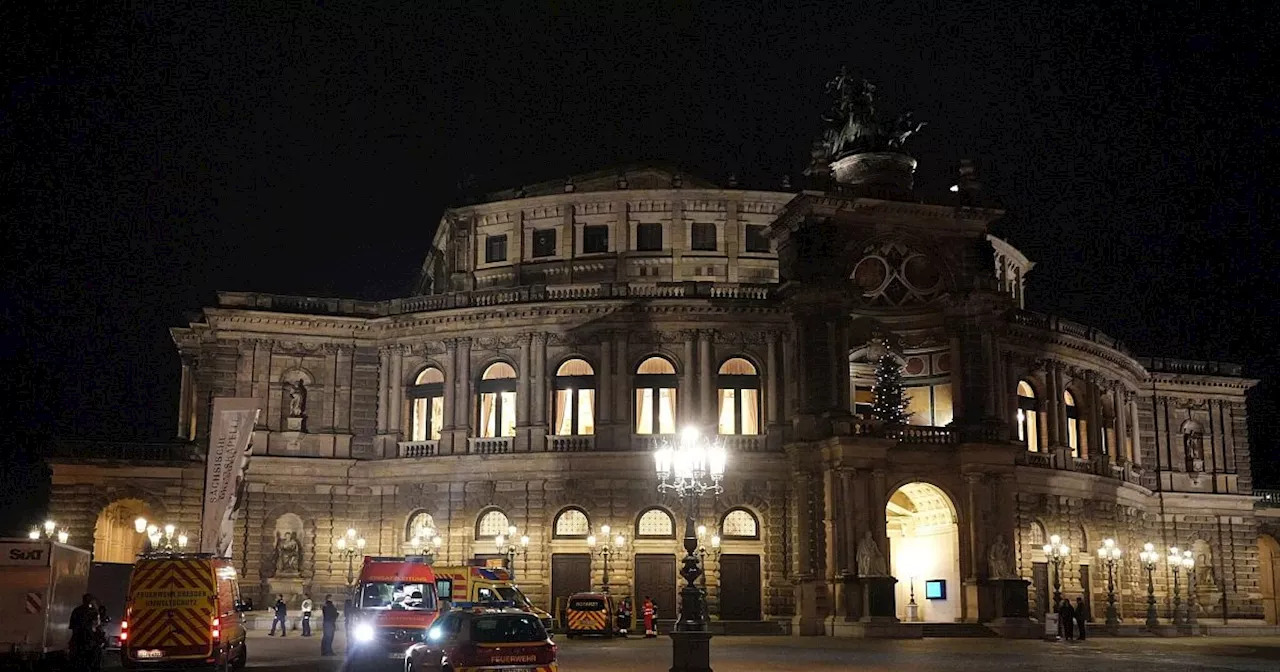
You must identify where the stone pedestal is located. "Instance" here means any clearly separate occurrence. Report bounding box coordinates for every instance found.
[285,416,305,431]
[668,631,713,672]
[859,576,898,621]
[267,575,306,607]
[978,578,1030,622]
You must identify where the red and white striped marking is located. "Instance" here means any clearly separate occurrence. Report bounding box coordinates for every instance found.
[25,592,44,614]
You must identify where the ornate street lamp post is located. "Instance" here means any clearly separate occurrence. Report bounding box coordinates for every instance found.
[1096,538,1122,626]
[496,525,529,576]
[654,427,726,672]
[1167,546,1184,625]
[30,519,71,544]
[335,528,366,595]
[1181,550,1197,627]
[133,518,186,553]
[695,526,722,621]
[587,525,627,593]
[1138,542,1160,627]
[1042,534,1071,611]
[409,530,442,563]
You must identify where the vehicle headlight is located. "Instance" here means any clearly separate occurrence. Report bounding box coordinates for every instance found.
[354,623,376,643]
[427,626,443,642]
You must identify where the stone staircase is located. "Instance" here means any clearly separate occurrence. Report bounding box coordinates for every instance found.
[920,622,998,638]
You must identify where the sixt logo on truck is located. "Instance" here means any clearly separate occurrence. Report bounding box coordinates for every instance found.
[0,543,52,566]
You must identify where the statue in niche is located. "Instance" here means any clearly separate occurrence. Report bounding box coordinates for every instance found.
[987,535,1015,579]
[1183,425,1204,474]
[285,379,308,418]
[272,531,303,575]
[856,530,888,577]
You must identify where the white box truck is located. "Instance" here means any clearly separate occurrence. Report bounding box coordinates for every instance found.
[0,539,91,662]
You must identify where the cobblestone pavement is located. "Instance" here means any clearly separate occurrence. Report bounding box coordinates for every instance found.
[105,630,1280,671]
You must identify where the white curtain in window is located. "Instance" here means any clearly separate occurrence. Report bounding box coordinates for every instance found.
[717,389,736,434]
[658,388,676,434]
[740,388,759,434]
[412,398,429,441]
[411,397,445,441]
[555,390,574,435]
[481,393,497,438]
[578,389,595,435]
[500,391,516,437]
[430,397,443,440]
[635,390,652,434]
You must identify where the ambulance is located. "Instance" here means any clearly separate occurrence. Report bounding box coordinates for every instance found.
[120,553,247,670]
[433,564,554,632]
[347,556,441,666]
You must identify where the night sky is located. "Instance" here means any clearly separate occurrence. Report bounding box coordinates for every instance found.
[3,1,1277,530]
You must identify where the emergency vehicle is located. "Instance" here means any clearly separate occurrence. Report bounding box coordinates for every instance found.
[120,553,247,670]
[404,603,557,672]
[433,564,554,632]
[347,556,441,666]
[564,592,614,638]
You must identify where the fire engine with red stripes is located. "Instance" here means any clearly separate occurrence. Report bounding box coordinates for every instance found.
[347,556,442,668]
[120,552,247,670]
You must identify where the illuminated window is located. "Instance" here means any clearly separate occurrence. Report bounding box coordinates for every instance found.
[409,367,445,441]
[634,356,677,435]
[717,358,760,435]
[904,383,954,426]
[1017,381,1039,452]
[477,362,517,438]
[636,508,675,538]
[553,359,595,436]
[721,508,759,540]
[476,509,510,540]
[553,508,590,539]
[1064,390,1080,457]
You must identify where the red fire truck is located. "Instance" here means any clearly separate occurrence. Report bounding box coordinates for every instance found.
[347,556,441,667]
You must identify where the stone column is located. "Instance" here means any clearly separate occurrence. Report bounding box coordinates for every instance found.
[964,473,984,580]
[614,332,629,431]
[766,331,781,426]
[600,336,613,424]
[682,331,696,425]
[1129,395,1142,466]
[1112,384,1127,465]
[1045,363,1063,448]
[457,338,473,434]
[1087,376,1104,459]
[389,348,404,437]
[377,348,391,433]
[698,330,714,428]
[532,333,547,425]
[518,334,532,427]
[177,355,195,439]
[442,340,457,431]
[841,469,857,573]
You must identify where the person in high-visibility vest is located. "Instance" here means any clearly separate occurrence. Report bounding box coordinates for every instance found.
[642,596,657,638]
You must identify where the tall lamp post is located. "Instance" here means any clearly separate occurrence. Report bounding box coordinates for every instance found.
[654,427,726,672]
[1042,534,1071,611]
[587,525,627,593]
[1167,546,1184,625]
[409,531,442,563]
[1096,538,1122,626]
[335,528,366,595]
[1138,543,1160,627]
[696,526,722,621]
[1181,550,1197,627]
[496,526,529,576]
[132,518,186,553]
[30,519,70,544]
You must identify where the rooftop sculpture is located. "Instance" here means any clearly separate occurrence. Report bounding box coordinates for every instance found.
[816,68,926,163]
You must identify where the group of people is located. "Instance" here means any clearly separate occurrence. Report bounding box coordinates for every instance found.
[1056,596,1090,641]
[268,593,343,655]
[68,593,109,671]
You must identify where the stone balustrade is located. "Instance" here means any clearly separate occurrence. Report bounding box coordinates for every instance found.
[467,437,514,454]
[1258,489,1280,508]
[546,435,595,452]
[397,440,439,458]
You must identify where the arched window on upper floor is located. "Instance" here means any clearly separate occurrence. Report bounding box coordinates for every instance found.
[720,508,760,540]
[553,359,596,436]
[476,508,511,541]
[553,507,590,539]
[1017,381,1039,452]
[409,367,445,441]
[1064,390,1080,457]
[717,358,760,435]
[636,507,676,539]
[478,362,517,438]
[634,356,677,435]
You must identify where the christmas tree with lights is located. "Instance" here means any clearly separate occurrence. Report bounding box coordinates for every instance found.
[871,353,911,426]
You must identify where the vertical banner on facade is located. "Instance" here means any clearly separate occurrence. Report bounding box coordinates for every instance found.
[202,398,260,557]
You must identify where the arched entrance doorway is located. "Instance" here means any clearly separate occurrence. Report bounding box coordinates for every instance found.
[93,499,151,563]
[1261,534,1280,625]
[886,482,960,622]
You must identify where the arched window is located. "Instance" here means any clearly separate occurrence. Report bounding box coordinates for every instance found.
[636,508,676,539]
[720,508,760,540]
[634,356,678,435]
[478,362,517,438]
[1029,520,1047,547]
[409,367,445,441]
[553,359,596,436]
[1076,523,1088,553]
[717,358,760,435]
[553,507,590,539]
[1016,381,1039,452]
[1064,390,1080,456]
[476,509,511,540]
[407,512,437,541]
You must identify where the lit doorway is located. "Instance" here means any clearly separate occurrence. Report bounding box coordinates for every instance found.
[92,499,150,563]
[886,482,960,622]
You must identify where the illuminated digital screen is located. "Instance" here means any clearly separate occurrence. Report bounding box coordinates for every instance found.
[924,580,947,600]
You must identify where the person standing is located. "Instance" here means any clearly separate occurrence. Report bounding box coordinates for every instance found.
[1057,598,1076,641]
[68,594,100,671]
[642,596,657,638]
[616,597,632,637]
[1074,597,1088,641]
[320,595,339,656]
[269,595,288,637]
[300,595,313,637]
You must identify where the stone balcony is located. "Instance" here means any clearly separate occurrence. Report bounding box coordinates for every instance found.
[467,437,514,454]
[1014,449,1152,488]
[397,440,440,458]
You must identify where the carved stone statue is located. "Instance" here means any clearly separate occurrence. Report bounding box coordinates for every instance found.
[856,530,888,577]
[1183,427,1204,473]
[273,531,302,575]
[286,380,307,418]
[815,68,927,163]
[987,535,1015,579]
